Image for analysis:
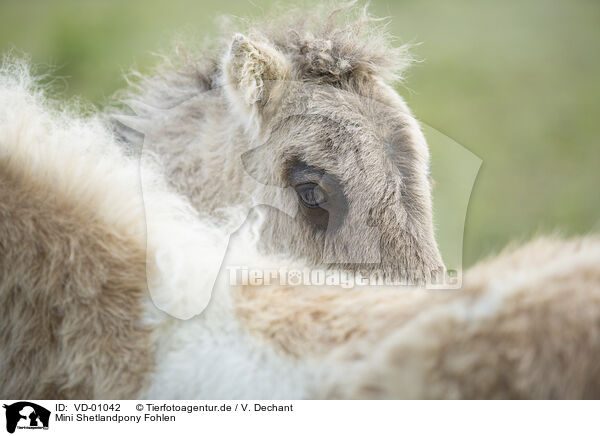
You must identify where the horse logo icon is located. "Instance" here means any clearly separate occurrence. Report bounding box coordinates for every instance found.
[3,402,50,433]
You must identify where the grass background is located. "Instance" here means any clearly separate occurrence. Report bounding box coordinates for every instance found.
[1,0,598,267]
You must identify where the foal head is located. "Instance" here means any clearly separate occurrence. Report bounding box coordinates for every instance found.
[223,12,444,284]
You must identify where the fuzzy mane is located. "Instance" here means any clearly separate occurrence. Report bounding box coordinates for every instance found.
[240,2,412,85]
[113,2,412,115]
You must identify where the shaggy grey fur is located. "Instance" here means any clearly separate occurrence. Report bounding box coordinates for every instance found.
[111,3,444,284]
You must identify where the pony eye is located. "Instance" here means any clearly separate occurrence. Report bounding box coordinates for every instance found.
[295,183,327,208]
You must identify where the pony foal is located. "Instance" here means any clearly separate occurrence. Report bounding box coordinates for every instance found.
[113,4,444,284]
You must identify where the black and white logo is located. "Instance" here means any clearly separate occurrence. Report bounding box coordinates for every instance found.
[3,402,50,433]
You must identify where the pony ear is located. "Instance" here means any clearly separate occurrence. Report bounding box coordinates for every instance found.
[223,34,290,126]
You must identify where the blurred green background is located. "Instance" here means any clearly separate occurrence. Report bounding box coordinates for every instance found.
[1,0,598,267]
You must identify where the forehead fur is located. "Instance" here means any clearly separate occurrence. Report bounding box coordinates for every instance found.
[113,2,414,127]
[128,2,413,97]
[235,2,414,87]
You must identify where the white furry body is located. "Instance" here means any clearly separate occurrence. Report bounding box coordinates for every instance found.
[140,224,326,399]
[141,291,319,399]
